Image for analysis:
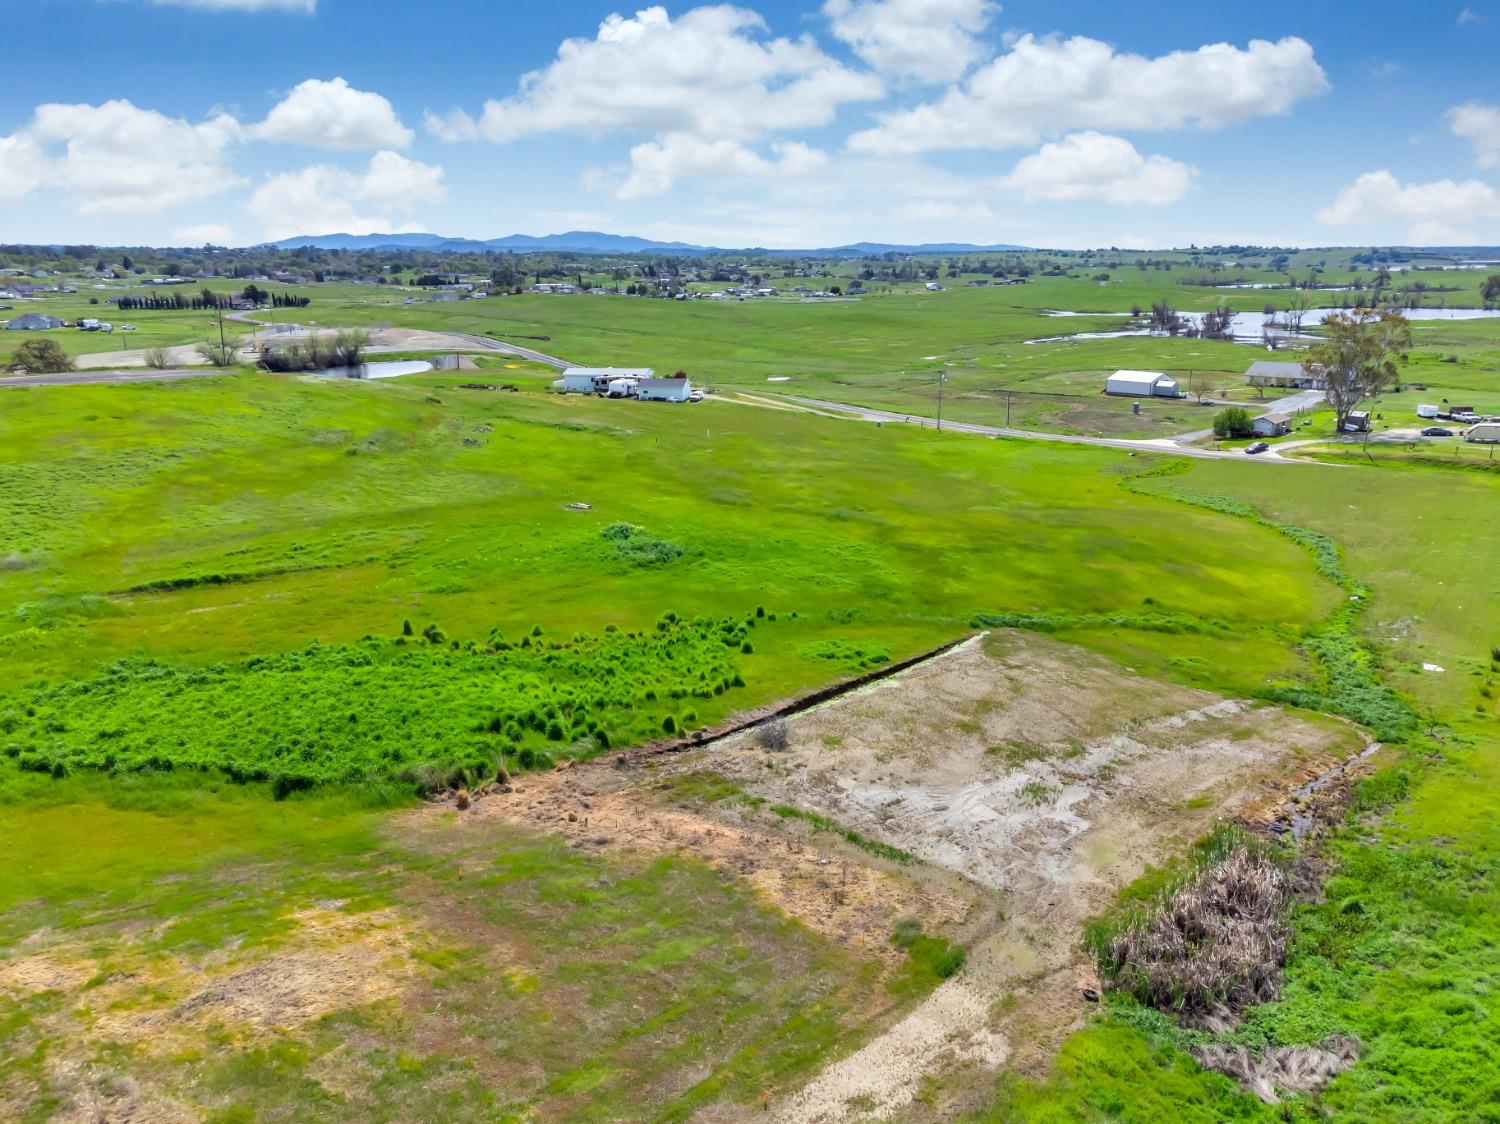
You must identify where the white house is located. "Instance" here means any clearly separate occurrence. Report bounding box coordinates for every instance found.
[1245,360,1323,390]
[1106,370,1181,398]
[554,366,654,394]
[637,376,692,402]
[1251,411,1292,437]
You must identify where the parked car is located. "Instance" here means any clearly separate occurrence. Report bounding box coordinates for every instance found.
[1421,427,1454,437]
[1245,441,1270,455]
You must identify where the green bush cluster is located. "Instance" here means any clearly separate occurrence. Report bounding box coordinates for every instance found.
[797,638,892,671]
[601,522,685,567]
[970,609,1237,637]
[0,612,776,794]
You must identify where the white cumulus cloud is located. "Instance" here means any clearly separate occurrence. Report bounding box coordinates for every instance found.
[997,131,1197,205]
[849,33,1328,154]
[1318,170,1500,243]
[612,133,828,199]
[426,5,882,145]
[1,100,243,214]
[0,133,47,203]
[1449,102,1500,168]
[823,0,998,83]
[253,77,413,149]
[249,150,445,239]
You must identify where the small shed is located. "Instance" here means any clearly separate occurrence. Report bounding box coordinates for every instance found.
[1252,411,1292,437]
[637,376,691,402]
[1343,411,1372,433]
[1245,359,1322,390]
[1464,422,1500,444]
[1106,370,1180,398]
[5,313,63,331]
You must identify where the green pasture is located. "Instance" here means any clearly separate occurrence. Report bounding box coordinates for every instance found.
[0,772,890,1122]
[0,374,1336,786]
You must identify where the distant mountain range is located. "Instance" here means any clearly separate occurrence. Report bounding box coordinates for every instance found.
[262,231,1033,257]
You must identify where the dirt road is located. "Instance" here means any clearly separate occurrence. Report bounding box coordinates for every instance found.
[0,368,223,389]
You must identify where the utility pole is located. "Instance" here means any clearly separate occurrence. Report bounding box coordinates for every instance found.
[936,369,946,432]
[216,302,226,362]
[1006,390,1012,428]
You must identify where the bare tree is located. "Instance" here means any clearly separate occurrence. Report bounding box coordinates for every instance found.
[1149,299,1183,334]
[1200,304,1235,340]
[142,346,172,369]
[1308,310,1413,431]
[1284,296,1312,336]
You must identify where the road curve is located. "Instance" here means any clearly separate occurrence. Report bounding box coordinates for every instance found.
[772,395,1325,465]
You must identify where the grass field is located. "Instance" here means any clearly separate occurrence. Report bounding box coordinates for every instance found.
[4,263,1499,1120]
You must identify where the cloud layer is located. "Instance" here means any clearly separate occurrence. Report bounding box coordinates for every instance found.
[823,0,998,83]
[249,151,446,239]
[998,132,1197,205]
[425,5,881,144]
[849,34,1328,154]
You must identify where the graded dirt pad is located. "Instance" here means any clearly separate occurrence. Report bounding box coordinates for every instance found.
[74,343,210,369]
[459,768,973,957]
[679,629,1366,1123]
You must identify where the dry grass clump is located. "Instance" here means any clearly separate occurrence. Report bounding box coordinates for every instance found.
[1193,1036,1360,1105]
[1088,831,1289,1027]
[755,717,791,751]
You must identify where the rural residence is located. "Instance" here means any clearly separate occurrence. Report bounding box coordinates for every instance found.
[1251,411,1293,437]
[1245,359,1323,390]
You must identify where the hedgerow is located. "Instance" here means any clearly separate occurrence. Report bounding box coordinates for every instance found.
[1121,472,1419,742]
[0,612,780,794]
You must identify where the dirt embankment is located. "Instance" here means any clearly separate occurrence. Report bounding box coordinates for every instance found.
[424,628,1372,1122]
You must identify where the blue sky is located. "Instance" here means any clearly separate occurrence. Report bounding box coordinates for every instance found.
[3,0,1499,248]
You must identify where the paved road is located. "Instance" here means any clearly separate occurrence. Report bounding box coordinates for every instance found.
[0,368,223,389]
[773,395,1325,465]
[438,331,572,369]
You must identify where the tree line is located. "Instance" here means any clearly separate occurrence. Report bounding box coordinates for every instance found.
[114,286,311,312]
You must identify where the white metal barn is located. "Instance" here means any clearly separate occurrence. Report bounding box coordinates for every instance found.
[1106,370,1181,398]
[637,376,692,402]
[554,366,654,394]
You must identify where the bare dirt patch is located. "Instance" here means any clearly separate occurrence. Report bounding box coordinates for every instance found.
[455,768,972,956]
[702,629,1368,1123]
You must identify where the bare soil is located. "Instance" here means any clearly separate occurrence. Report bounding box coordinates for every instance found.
[440,629,1365,1123]
[456,767,974,957]
[708,630,1365,1122]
